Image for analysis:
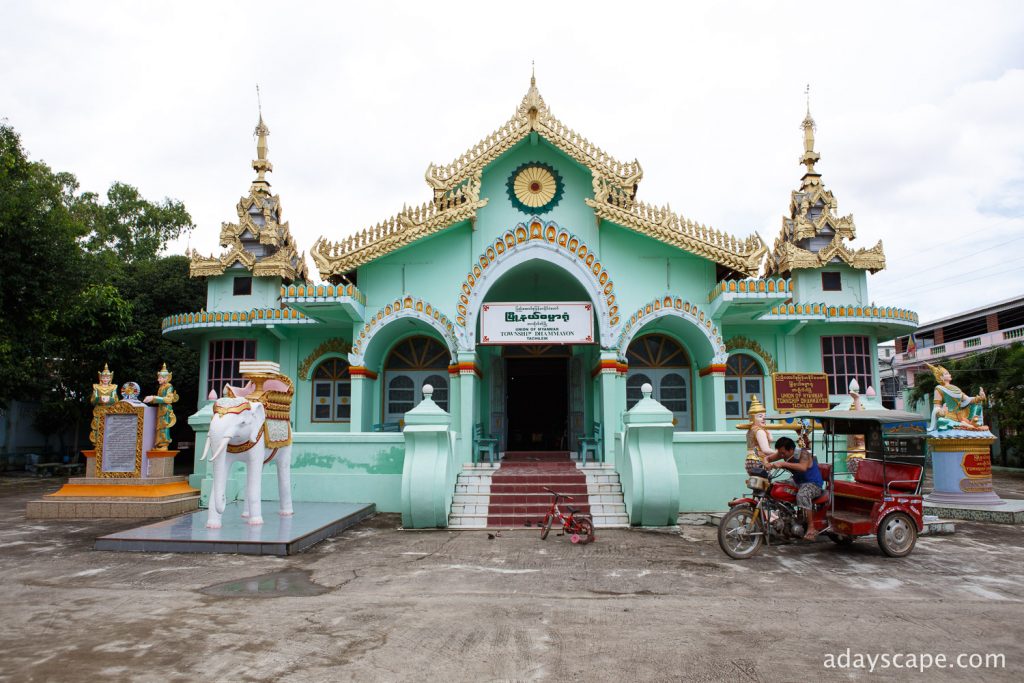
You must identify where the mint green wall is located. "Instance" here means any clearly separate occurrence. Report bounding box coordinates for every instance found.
[793,264,869,307]
[473,137,599,254]
[357,226,472,313]
[597,222,717,317]
[206,271,282,311]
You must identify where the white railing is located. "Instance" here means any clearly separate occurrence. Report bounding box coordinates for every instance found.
[898,324,1024,363]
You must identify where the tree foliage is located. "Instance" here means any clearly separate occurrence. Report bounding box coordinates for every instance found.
[0,122,203,454]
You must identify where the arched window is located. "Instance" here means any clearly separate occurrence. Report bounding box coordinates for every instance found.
[725,353,764,418]
[384,336,450,423]
[311,358,351,422]
[625,334,692,430]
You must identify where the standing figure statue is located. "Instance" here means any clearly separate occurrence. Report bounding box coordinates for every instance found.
[89,363,119,446]
[927,363,986,432]
[744,396,776,474]
[144,363,178,449]
[846,379,867,475]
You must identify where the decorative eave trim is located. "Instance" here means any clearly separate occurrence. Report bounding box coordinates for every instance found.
[616,295,728,364]
[311,173,488,277]
[161,307,313,334]
[708,277,792,303]
[348,296,460,367]
[757,302,917,325]
[766,236,885,276]
[424,82,642,198]
[281,283,367,306]
[454,218,619,348]
[586,181,765,277]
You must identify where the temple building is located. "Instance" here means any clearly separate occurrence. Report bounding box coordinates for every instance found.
[165,77,917,523]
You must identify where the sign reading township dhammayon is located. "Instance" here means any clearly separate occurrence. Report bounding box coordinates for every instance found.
[772,372,830,411]
[480,302,594,345]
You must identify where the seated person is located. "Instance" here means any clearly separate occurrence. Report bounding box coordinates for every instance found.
[765,436,824,541]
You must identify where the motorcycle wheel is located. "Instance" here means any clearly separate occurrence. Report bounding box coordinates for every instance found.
[718,504,764,560]
[826,532,855,546]
[877,512,917,558]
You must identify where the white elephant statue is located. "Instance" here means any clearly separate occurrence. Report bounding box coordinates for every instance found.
[201,395,293,529]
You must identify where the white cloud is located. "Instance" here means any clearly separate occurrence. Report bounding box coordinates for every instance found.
[2,0,1022,323]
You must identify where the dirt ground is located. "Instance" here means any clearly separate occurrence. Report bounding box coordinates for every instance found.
[1,475,1023,682]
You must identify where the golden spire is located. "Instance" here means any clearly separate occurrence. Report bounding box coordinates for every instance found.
[525,62,542,125]
[252,85,273,187]
[799,84,821,183]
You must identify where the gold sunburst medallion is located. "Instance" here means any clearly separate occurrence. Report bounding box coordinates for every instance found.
[513,166,558,208]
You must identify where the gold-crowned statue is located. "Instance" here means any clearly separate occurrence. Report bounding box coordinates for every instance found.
[927,363,986,432]
[143,363,178,450]
[89,363,119,446]
[744,396,773,474]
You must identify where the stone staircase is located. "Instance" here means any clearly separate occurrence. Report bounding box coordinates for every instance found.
[448,451,629,529]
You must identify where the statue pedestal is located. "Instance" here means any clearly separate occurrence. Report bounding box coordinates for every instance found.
[924,432,1002,507]
[26,402,197,519]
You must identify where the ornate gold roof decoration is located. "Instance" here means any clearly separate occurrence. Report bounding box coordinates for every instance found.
[424,74,643,200]
[585,178,767,277]
[189,113,309,282]
[311,172,488,278]
[765,97,885,276]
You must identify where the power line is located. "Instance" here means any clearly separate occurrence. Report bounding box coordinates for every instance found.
[889,261,1024,299]
[874,231,1024,288]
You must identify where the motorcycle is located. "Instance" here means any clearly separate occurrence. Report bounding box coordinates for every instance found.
[717,463,833,560]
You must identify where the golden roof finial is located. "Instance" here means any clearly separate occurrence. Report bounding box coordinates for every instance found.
[252,85,273,185]
[800,84,820,177]
[525,62,542,125]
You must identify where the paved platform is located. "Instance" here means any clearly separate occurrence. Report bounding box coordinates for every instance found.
[924,498,1024,524]
[95,501,376,555]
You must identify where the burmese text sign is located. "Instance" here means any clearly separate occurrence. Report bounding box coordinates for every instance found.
[772,372,830,411]
[480,302,594,345]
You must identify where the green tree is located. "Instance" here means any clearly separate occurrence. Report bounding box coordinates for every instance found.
[0,124,84,408]
[1,122,202,457]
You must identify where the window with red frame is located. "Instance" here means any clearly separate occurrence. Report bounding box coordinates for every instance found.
[208,339,257,397]
[820,335,871,395]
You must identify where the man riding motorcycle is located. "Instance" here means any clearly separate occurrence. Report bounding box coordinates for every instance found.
[764,436,824,540]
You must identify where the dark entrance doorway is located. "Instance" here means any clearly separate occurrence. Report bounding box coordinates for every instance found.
[505,357,568,451]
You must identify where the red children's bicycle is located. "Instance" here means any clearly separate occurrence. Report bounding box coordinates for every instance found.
[540,486,595,544]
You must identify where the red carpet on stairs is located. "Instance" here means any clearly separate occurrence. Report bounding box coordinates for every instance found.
[486,451,590,528]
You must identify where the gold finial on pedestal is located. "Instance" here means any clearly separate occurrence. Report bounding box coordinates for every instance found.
[800,84,819,175]
[253,85,272,185]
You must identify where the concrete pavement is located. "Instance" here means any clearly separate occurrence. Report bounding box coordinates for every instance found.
[1,475,1022,682]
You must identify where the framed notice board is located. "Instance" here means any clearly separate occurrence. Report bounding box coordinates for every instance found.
[772,372,830,412]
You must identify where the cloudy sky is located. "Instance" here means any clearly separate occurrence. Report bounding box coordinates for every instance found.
[3,1,1022,324]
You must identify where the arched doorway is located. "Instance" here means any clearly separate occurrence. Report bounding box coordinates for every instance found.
[625,334,693,431]
[382,335,450,425]
[481,258,599,452]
